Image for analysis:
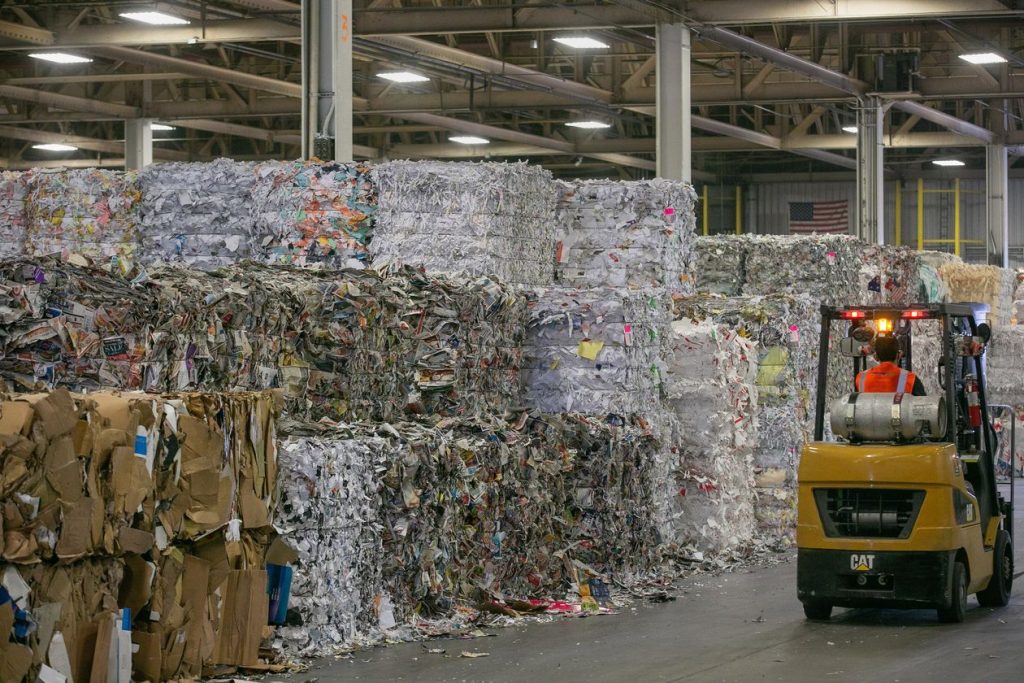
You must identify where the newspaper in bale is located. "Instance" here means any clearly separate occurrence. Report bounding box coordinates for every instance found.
[250,160,376,269]
[0,257,526,423]
[0,389,280,681]
[693,235,746,296]
[137,159,259,270]
[660,318,759,555]
[24,169,141,262]
[742,234,863,305]
[673,293,819,547]
[371,160,557,286]
[0,171,30,258]
[857,244,922,305]
[554,179,698,293]
[274,423,388,656]
[523,286,670,416]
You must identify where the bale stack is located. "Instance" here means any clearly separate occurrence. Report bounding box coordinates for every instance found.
[693,235,745,296]
[371,161,556,286]
[742,234,863,305]
[138,160,258,269]
[660,318,759,554]
[25,169,140,261]
[554,179,698,293]
[0,170,29,257]
[523,286,669,416]
[250,160,376,269]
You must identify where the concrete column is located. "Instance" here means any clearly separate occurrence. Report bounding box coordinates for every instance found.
[301,0,353,161]
[986,144,1009,267]
[855,98,884,243]
[124,119,153,170]
[656,23,691,182]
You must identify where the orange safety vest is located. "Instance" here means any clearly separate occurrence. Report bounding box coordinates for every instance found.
[856,361,916,394]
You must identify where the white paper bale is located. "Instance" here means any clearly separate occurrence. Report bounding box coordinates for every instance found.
[371,160,556,286]
[0,170,29,257]
[554,178,697,292]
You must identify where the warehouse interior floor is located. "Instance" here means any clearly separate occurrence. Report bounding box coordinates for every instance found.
[300,481,1024,683]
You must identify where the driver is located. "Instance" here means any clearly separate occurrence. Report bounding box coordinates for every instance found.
[855,335,926,396]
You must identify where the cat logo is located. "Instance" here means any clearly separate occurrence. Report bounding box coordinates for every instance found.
[850,554,875,571]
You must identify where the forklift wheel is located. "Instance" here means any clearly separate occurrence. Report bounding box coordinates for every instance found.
[977,531,1013,608]
[803,602,833,621]
[937,561,967,623]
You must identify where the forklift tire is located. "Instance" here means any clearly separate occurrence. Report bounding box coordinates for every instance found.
[938,561,967,623]
[803,602,833,621]
[977,531,1013,608]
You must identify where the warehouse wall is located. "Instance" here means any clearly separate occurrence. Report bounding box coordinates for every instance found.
[736,178,1024,265]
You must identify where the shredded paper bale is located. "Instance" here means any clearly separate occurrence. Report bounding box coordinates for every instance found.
[743,234,863,305]
[986,326,1024,406]
[693,235,745,296]
[276,424,387,655]
[371,161,556,286]
[554,179,697,292]
[0,171,29,257]
[524,286,668,415]
[138,159,258,269]
[660,318,758,554]
[0,256,526,422]
[272,414,662,656]
[673,293,819,546]
[25,169,140,261]
[0,388,280,681]
[251,160,376,268]
[857,244,921,305]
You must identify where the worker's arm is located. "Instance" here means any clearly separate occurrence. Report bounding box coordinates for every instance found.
[911,376,927,396]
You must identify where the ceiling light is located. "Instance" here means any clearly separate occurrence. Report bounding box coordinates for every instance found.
[842,125,858,134]
[377,71,429,83]
[150,123,175,131]
[958,52,1006,65]
[28,52,92,64]
[32,143,78,152]
[450,136,489,145]
[566,121,612,129]
[932,159,965,167]
[553,36,610,49]
[119,11,190,25]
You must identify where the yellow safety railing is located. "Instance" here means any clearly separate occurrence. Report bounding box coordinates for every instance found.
[914,178,983,256]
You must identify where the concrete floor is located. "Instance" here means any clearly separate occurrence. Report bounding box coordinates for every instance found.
[303,482,1024,683]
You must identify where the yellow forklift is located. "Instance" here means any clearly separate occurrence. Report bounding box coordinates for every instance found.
[797,303,1014,622]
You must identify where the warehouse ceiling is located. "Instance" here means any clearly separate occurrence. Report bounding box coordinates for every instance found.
[1,0,1023,180]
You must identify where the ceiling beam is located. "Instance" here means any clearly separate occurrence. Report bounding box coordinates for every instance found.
[0,84,141,118]
[0,124,187,160]
[889,100,994,143]
[0,19,298,49]
[0,19,54,45]
[86,46,303,98]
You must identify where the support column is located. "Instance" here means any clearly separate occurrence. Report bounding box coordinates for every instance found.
[124,119,153,170]
[301,0,353,161]
[855,98,884,243]
[656,23,691,182]
[986,144,1009,267]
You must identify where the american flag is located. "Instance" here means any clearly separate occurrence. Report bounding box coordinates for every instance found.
[789,200,849,234]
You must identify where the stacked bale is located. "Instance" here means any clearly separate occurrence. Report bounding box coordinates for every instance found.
[0,170,29,256]
[554,179,698,293]
[371,161,556,286]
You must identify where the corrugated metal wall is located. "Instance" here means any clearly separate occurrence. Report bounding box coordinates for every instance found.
[734,178,1024,264]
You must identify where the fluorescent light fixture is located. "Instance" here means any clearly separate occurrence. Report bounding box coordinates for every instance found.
[932,159,965,167]
[958,52,1006,65]
[119,11,190,25]
[377,71,429,83]
[449,136,489,145]
[553,36,609,49]
[566,120,612,129]
[841,125,858,134]
[32,143,78,152]
[28,52,92,64]
[150,123,175,131]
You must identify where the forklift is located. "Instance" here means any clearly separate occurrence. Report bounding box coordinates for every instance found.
[797,303,1014,622]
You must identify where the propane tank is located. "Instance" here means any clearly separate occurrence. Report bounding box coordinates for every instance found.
[965,374,982,428]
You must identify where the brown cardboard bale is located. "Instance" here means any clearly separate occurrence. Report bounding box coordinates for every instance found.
[89,613,115,683]
[111,446,151,516]
[132,630,162,683]
[0,400,35,435]
[117,527,154,555]
[33,388,79,440]
[119,554,155,613]
[179,554,211,677]
[0,642,34,682]
[56,498,96,561]
[212,569,269,667]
